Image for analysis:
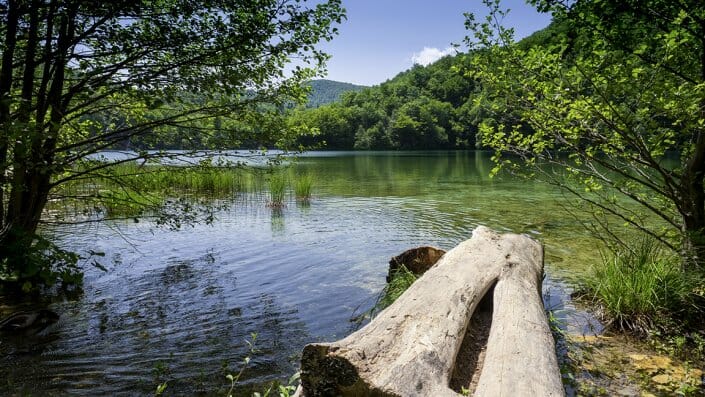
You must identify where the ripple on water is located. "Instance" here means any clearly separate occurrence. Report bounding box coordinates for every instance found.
[1,152,606,395]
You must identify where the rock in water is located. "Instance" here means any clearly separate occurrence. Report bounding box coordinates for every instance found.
[387,246,446,281]
[0,309,60,335]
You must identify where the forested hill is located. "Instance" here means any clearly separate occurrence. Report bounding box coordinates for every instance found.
[288,55,479,150]
[306,79,367,108]
[288,22,564,150]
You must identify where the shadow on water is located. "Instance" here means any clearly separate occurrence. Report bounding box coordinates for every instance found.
[0,251,311,395]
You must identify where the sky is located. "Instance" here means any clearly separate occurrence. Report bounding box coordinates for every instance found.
[316,0,553,86]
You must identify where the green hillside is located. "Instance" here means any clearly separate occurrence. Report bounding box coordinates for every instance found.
[288,22,567,150]
[306,79,367,108]
[289,55,479,150]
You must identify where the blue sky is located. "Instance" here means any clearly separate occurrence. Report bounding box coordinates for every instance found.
[317,0,552,86]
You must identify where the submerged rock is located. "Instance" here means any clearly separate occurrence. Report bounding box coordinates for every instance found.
[0,309,60,336]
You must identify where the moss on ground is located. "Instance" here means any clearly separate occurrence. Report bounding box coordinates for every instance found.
[561,333,704,396]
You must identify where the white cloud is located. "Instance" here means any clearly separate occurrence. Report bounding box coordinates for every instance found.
[410,46,457,66]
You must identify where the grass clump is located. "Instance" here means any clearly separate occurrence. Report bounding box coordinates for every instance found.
[108,163,243,195]
[176,168,242,194]
[374,265,418,314]
[350,264,418,326]
[294,173,313,201]
[267,172,287,207]
[73,162,245,195]
[101,188,160,217]
[578,237,703,336]
[53,162,250,218]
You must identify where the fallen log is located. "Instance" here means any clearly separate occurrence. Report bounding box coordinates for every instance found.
[297,226,563,396]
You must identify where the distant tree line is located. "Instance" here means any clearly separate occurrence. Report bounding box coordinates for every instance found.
[287,55,483,150]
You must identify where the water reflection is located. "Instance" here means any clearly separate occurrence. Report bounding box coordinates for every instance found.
[543,276,603,336]
[270,207,285,236]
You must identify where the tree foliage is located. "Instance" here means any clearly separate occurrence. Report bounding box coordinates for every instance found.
[0,0,344,289]
[287,55,481,150]
[466,0,705,266]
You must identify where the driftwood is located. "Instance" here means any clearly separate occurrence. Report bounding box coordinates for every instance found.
[296,226,563,396]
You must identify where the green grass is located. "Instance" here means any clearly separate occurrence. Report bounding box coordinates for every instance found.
[59,163,246,195]
[374,265,418,314]
[267,172,287,207]
[52,162,254,219]
[119,164,243,195]
[53,162,303,220]
[293,173,313,201]
[101,188,160,217]
[350,265,419,325]
[579,237,701,335]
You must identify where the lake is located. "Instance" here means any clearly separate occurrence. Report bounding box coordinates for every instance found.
[0,151,601,395]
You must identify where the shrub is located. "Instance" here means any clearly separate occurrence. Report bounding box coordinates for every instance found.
[0,231,82,292]
[579,237,701,335]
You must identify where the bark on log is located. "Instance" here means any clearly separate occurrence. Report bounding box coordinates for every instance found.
[298,226,563,397]
[387,246,446,281]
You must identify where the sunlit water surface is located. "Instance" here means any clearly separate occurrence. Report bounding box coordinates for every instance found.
[1,151,602,395]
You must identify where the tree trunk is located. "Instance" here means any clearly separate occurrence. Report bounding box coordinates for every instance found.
[0,0,20,230]
[297,226,562,397]
[5,0,40,235]
[681,27,705,267]
[681,167,705,266]
[0,1,73,276]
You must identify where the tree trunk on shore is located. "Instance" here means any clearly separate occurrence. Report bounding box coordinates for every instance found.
[297,226,563,397]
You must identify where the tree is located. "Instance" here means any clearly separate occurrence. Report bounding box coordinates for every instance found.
[0,0,344,288]
[391,96,452,149]
[466,0,705,267]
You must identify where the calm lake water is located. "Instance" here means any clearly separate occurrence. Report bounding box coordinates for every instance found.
[0,151,601,395]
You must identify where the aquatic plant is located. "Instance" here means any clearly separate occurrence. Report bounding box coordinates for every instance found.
[155,382,168,395]
[374,265,418,314]
[101,188,159,217]
[267,172,287,207]
[52,162,249,221]
[57,163,245,197]
[293,173,313,201]
[225,333,258,397]
[349,264,419,326]
[254,372,300,397]
[225,333,299,397]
